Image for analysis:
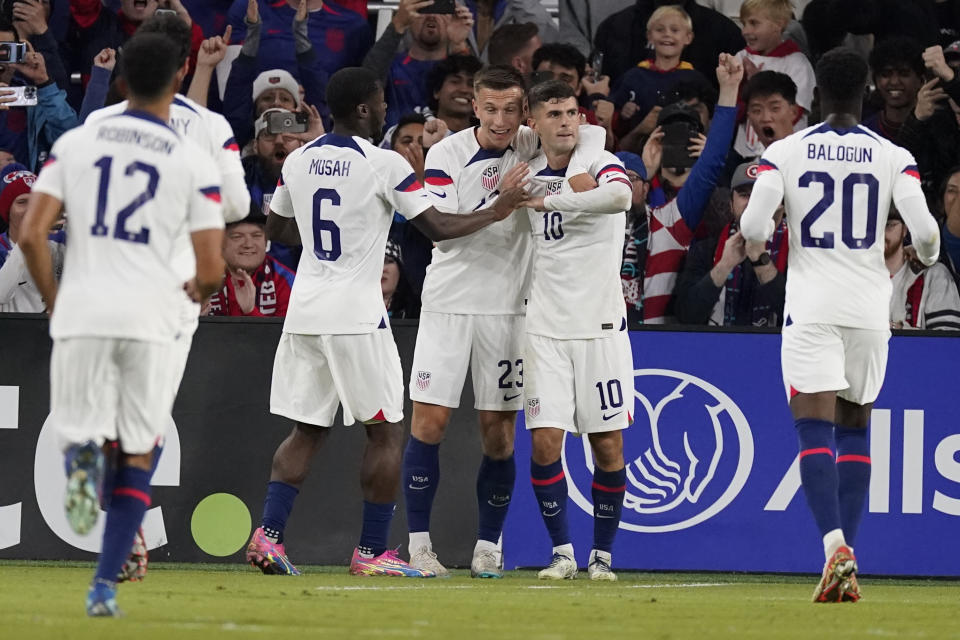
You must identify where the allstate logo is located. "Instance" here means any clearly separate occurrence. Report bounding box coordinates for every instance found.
[562,368,753,532]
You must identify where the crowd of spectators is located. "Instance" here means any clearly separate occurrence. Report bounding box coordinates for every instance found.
[1,0,960,331]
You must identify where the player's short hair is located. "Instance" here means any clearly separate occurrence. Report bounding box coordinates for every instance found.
[473,65,525,96]
[743,70,797,105]
[531,43,586,81]
[121,33,183,101]
[869,36,924,78]
[390,112,427,148]
[527,79,577,112]
[326,67,381,121]
[136,12,192,68]
[427,54,483,111]
[487,22,539,67]
[739,0,792,26]
[647,5,692,32]
[815,47,869,104]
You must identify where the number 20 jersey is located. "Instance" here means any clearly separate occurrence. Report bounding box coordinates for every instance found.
[754,123,932,330]
[270,133,432,335]
[33,111,224,342]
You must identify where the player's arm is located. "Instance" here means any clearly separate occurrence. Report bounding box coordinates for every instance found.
[411,187,529,241]
[740,159,784,243]
[515,124,605,192]
[213,116,252,223]
[893,160,941,267]
[526,154,632,213]
[189,229,226,301]
[264,170,302,246]
[19,192,63,313]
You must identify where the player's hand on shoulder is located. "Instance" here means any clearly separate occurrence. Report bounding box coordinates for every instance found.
[521,195,546,211]
[500,161,529,190]
[492,186,531,219]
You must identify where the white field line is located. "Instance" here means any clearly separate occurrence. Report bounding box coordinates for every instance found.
[313,582,738,592]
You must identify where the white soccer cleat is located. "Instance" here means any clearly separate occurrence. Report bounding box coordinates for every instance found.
[470,548,503,578]
[538,552,577,580]
[587,549,617,582]
[409,545,450,578]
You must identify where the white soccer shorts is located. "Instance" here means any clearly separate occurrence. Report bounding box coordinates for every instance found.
[523,331,633,434]
[781,323,890,405]
[409,311,525,411]
[50,337,181,455]
[270,329,404,427]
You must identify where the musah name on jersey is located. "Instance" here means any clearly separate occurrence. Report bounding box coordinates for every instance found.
[308,158,351,177]
[481,165,500,191]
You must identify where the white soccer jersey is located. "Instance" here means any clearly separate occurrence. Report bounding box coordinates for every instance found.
[525,150,631,339]
[419,125,605,315]
[270,133,432,335]
[33,111,224,342]
[740,122,941,330]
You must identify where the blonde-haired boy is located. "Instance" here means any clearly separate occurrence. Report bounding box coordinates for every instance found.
[610,5,709,139]
[734,0,815,157]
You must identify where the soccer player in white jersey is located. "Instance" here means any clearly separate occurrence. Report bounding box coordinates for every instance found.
[83,13,250,582]
[740,48,941,603]
[245,66,529,577]
[19,32,225,617]
[403,65,605,578]
[519,80,634,582]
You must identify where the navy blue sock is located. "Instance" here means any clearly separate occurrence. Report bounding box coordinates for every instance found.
[796,418,842,537]
[402,437,440,534]
[476,454,515,543]
[531,458,570,547]
[592,467,626,553]
[835,426,871,545]
[261,481,299,544]
[358,501,395,557]
[94,466,151,583]
[149,442,164,476]
[99,441,120,511]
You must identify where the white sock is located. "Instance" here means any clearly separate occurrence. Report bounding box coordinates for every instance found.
[409,531,431,552]
[474,539,498,554]
[822,528,846,560]
[553,543,575,560]
[590,548,611,564]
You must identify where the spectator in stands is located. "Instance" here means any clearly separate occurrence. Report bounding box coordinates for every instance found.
[675,161,788,326]
[0,169,63,312]
[559,0,632,56]
[594,0,743,89]
[0,29,78,171]
[8,0,69,91]
[0,151,15,173]
[609,6,710,141]
[382,237,419,319]
[363,0,473,130]
[78,47,116,122]
[939,167,960,275]
[887,207,960,330]
[224,0,327,147]
[486,22,541,78]
[617,151,650,324]
[467,0,559,59]
[898,44,960,203]
[226,0,371,82]
[530,42,609,126]
[182,0,233,37]
[425,54,482,134]
[733,0,815,159]
[724,70,798,176]
[641,53,741,324]
[205,208,295,317]
[618,77,716,157]
[863,37,925,143]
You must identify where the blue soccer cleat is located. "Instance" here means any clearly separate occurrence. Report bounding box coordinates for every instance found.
[64,441,104,536]
[86,579,121,617]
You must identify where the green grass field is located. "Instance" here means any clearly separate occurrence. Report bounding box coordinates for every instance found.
[3,562,959,639]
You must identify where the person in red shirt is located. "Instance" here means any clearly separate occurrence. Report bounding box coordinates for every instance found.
[205,209,295,317]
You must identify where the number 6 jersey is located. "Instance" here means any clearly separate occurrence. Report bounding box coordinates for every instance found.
[270,133,432,335]
[33,111,224,343]
[740,122,941,330]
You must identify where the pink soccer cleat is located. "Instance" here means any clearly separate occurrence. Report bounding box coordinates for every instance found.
[246,527,301,576]
[349,548,436,577]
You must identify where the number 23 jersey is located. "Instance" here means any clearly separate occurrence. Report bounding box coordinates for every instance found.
[755,123,930,330]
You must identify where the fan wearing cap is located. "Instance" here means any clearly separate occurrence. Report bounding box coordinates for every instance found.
[675,160,787,326]
[886,205,960,330]
[205,206,295,317]
[0,169,64,312]
[638,53,742,324]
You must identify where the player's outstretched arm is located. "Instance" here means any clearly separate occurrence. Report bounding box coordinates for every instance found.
[411,187,529,241]
[19,192,62,313]
[266,211,302,247]
[187,228,226,302]
[524,179,632,214]
[739,177,783,243]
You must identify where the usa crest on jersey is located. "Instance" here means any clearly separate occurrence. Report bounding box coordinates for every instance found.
[546,179,564,196]
[416,370,431,391]
[527,397,540,418]
[481,165,500,191]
